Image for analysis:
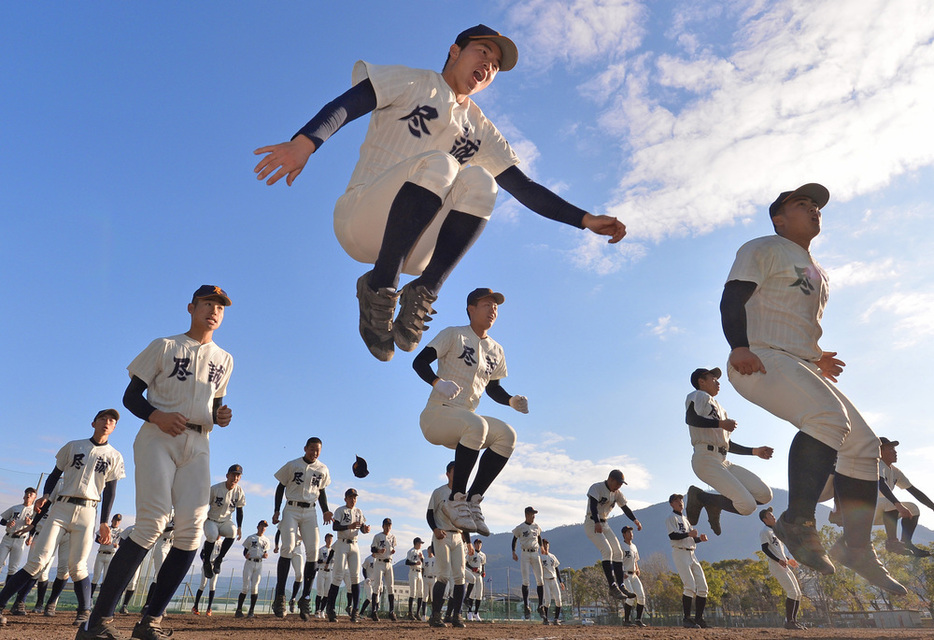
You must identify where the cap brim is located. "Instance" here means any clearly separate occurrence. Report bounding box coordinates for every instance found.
[469,34,518,71]
[782,183,830,210]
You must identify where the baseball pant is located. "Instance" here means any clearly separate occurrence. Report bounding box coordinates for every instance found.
[241,559,263,595]
[372,560,393,600]
[728,349,881,481]
[198,570,220,592]
[278,505,319,560]
[671,548,707,598]
[203,518,237,543]
[692,446,773,515]
[0,535,28,581]
[419,404,516,457]
[332,539,362,585]
[584,519,624,561]
[316,567,332,596]
[624,573,645,605]
[543,577,561,606]
[408,569,424,600]
[519,549,543,586]
[34,530,71,582]
[466,569,482,600]
[817,477,921,523]
[334,151,498,276]
[92,549,115,585]
[131,423,210,551]
[152,536,172,575]
[768,561,801,599]
[23,501,96,581]
[290,549,306,582]
[433,532,466,586]
[425,575,436,599]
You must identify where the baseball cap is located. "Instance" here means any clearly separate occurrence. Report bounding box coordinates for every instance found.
[228,464,243,475]
[690,367,722,389]
[455,25,518,72]
[353,455,370,478]
[94,408,120,422]
[758,506,774,522]
[383,517,392,525]
[258,519,269,527]
[467,287,505,306]
[880,437,900,447]
[192,284,232,306]
[608,469,628,485]
[525,506,538,514]
[345,488,359,497]
[414,537,424,544]
[621,525,634,534]
[668,493,684,503]
[768,183,830,218]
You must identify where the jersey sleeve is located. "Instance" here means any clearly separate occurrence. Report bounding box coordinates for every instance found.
[352,62,424,111]
[685,390,713,416]
[759,527,771,546]
[54,442,72,473]
[471,113,520,179]
[235,487,247,508]
[665,514,678,535]
[274,461,293,487]
[511,524,522,538]
[213,355,233,399]
[726,237,780,287]
[127,338,167,385]
[426,326,457,358]
[893,466,912,490]
[108,452,127,482]
[615,491,627,510]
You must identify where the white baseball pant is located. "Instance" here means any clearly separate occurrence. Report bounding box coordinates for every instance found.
[671,548,707,597]
[372,560,393,600]
[433,532,466,586]
[331,539,362,585]
[769,562,801,599]
[584,519,623,562]
[34,531,71,582]
[624,573,645,605]
[316,567,332,596]
[290,551,305,582]
[92,549,115,585]
[419,405,516,458]
[198,570,220,592]
[278,504,319,560]
[23,501,96,581]
[543,577,561,606]
[203,518,237,543]
[519,549,543,586]
[692,446,773,515]
[151,535,172,575]
[0,535,28,581]
[408,568,424,600]
[241,559,263,595]
[466,568,483,600]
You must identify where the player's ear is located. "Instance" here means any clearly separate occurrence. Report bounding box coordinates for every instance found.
[187,302,195,314]
[449,44,461,61]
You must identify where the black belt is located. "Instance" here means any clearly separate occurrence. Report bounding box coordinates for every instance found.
[378,558,391,562]
[287,500,313,508]
[5,533,26,539]
[522,549,539,553]
[100,550,114,555]
[339,538,357,543]
[56,496,99,507]
[707,445,728,455]
[186,423,204,433]
[248,558,262,563]
[626,571,635,575]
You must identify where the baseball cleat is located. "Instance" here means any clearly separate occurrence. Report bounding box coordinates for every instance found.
[451,614,466,628]
[428,611,447,628]
[190,606,199,615]
[272,594,287,618]
[74,617,122,640]
[829,539,907,595]
[32,606,43,614]
[46,603,58,616]
[201,558,214,579]
[441,493,477,532]
[326,607,337,623]
[607,584,625,600]
[349,610,359,623]
[234,610,244,618]
[467,494,490,536]
[553,618,562,625]
[356,271,399,362]
[634,619,647,627]
[706,503,723,536]
[205,610,212,617]
[784,620,805,630]
[247,612,255,619]
[298,597,311,621]
[682,617,699,628]
[884,539,914,556]
[370,609,379,621]
[0,614,6,627]
[387,611,397,621]
[773,512,835,575]
[74,609,91,626]
[130,615,171,640]
[393,282,436,352]
[118,605,129,615]
[10,601,27,616]
[909,545,932,558]
[522,604,531,619]
[694,617,709,628]
[686,486,704,527]
[622,620,634,627]
[212,558,222,576]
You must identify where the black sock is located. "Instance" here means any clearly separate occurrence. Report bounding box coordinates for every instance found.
[34,580,48,608]
[785,432,837,523]
[90,583,98,599]
[217,537,235,560]
[792,598,800,621]
[835,473,878,549]
[301,561,317,599]
[431,582,446,615]
[465,584,474,600]
[413,210,487,295]
[636,603,644,620]
[882,509,899,540]
[521,584,529,609]
[326,585,340,612]
[360,598,370,614]
[275,556,292,598]
[451,444,480,497]
[350,583,360,611]
[0,569,36,611]
[407,596,413,614]
[194,589,203,608]
[785,597,796,622]
[682,594,693,619]
[467,449,510,498]
[122,589,134,607]
[601,560,615,586]
[88,537,150,626]
[417,597,424,616]
[49,577,67,606]
[695,595,706,620]
[291,581,301,600]
[536,585,544,610]
[248,593,257,613]
[237,592,246,610]
[451,584,465,617]
[207,590,215,610]
[201,541,216,563]
[706,492,741,514]
[370,182,442,290]
[74,577,91,612]
[145,547,197,618]
[901,514,920,544]
[388,593,394,612]
[554,606,561,620]
[624,603,632,621]
[611,561,626,586]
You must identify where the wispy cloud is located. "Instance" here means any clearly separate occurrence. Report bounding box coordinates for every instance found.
[645,314,683,340]
[826,258,898,288]
[861,291,934,347]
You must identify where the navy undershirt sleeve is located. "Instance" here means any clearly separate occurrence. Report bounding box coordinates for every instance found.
[99,480,117,524]
[123,376,157,423]
[413,347,439,386]
[761,542,782,563]
[622,505,636,521]
[685,402,720,429]
[729,442,754,456]
[293,78,378,150]
[43,467,64,497]
[588,496,600,522]
[485,379,511,405]
[907,485,934,511]
[274,484,285,513]
[879,479,900,506]
[720,280,758,349]
[495,165,588,228]
[318,488,330,514]
[427,509,438,531]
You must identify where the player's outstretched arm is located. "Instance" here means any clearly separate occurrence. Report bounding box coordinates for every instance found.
[254,136,317,186]
[581,213,626,243]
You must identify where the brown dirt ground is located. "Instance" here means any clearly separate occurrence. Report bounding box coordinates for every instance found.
[1,613,932,640]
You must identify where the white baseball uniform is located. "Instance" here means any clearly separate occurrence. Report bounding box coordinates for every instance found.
[406,547,424,600]
[370,531,396,602]
[760,525,801,599]
[511,521,543,586]
[686,389,772,515]
[127,333,233,550]
[419,326,516,457]
[332,505,366,586]
[877,461,921,519]
[316,543,333,596]
[584,481,628,561]
[423,554,437,597]
[274,456,331,560]
[667,511,707,598]
[0,502,35,581]
[203,481,246,542]
[289,533,306,582]
[465,548,485,601]
[428,484,466,585]
[726,236,880,481]
[620,540,645,605]
[241,533,271,595]
[198,545,222,593]
[91,525,122,586]
[333,62,518,275]
[362,554,377,600]
[541,552,561,607]
[30,481,70,583]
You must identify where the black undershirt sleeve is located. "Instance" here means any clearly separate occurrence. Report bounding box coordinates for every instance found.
[275,529,281,547]
[761,543,782,563]
[123,376,157,423]
[622,505,637,521]
[485,379,511,405]
[318,488,330,514]
[236,507,243,529]
[426,509,438,532]
[495,166,588,229]
[293,78,378,150]
[669,532,691,541]
[413,347,439,386]
[99,480,117,525]
[907,485,934,512]
[511,536,517,552]
[879,479,900,507]
[685,402,720,429]
[212,397,223,424]
[728,442,754,456]
[332,519,350,532]
[720,280,758,350]
[43,467,64,497]
[274,484,285,513]
[588,496,600,522]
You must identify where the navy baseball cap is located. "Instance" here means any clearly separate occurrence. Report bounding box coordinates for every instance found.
[525,506,538,514]
[414,537,424,544]
[758,506,774,522]
[353,455,370,478]
[192,284,232,306]
[228,464,243,475]
[690,367,722,389]
[383,517,392,525]
[258,519,269,527]
[768,183,829,217]
[668,493,684,503]
[467,288,505,306]
[455,24,518,71]
[608,469,628,485]
[880,437,899,447]
[94,408,120,422]
[345,488,359,497]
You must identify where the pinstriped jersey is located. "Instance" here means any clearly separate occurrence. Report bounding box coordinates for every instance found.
[685,389,729,448]
[878,461,911,511]
[371,531,396,559]
[243,533,270,560]
[128,334,233,431]
[466,549,485,573]
[585,481,628,521]
[1,503,35,533]
[346,62,519,191]
[54,438,125,500]
[318,544,333,568]
[206,481,246,522]
[274,457,331,504]
[541,552,560,579]
[621,540,639,572]
[667,511,696,550]
[407,547,424,570]
[759,526,788,564]
[426,325,507,411]
[333,505,366,542]
[512,521,541,552]
[726,235,828,362]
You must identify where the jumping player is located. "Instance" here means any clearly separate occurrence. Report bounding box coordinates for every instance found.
[427,461,470,628]
[620,526,646,627]
[414,287,527,536]
[254,24,626,362]
[584,470,639,602]
[201,463,246,578]
[234,520,271,619]
[667,493,709,629]
[721,184,905,594]
[314,533,334,618]
[191,545,220,616]
[685,366,774,535]
[78,285,234,640]
[759,507,803,630]
[875,438,934,557]
[511,507,544,620]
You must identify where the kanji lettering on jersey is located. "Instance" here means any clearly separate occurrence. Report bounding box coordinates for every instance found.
[450,135,481,164]
[169,357,193,381]
[292,472,304,485]
[94,458,111,474]
[71,453,86,469]
[399,105,438,138]
[208,362,226,389]
[790,265,817,295]
[484,355,498,374]
[458,345,477,367]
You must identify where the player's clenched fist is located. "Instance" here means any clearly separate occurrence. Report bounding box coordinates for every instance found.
[729,347,766,376]
[215,404,232,427]
[433,378,461,400]
[150,410,189,436]
[508,395,529,414]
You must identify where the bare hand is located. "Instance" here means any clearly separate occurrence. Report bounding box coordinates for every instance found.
[509,395,529,414]
[688,528,699,538]
[779,559,787,568]
[755,446,774,460]
[150,410,189,436]
[434,528,446,540]
[253,137,316,186]
[274,546,279,554]
[699,534,709,542]
[581,213,627,244]
[272,511,280,525]
[719,418,737,432]
[512,552,518,562]
[816,351,845,382]
[634,519,642,532]
[98,523,112,547]
[34,497,48,511]
[323,511,333,524]
[215,404,232,428]
[729,347,766,376]
[236,528,242,540]
[594,523,603,534]
[896,503,912,519]
[787,558,799,568]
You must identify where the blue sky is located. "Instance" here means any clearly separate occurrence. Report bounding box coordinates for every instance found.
[2,1,934,563]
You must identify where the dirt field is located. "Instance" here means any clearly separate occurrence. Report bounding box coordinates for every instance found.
[2,613,932,640]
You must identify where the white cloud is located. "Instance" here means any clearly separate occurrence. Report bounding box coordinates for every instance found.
[825,258,898,288]
[645,314,683,340]
[861,291,934,346]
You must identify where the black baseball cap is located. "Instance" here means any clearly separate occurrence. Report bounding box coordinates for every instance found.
[668,493,684,503]
[353,455,370,478]
[880,437,900,448]
[690,367,721,389]
[525,506,538,514]
[608,469,628,485]
[345,488,359,497]
[467,288,505,306]
[621,525,634,534]
[758,506,774,522]
[414,537,424,545]
[94,408,120,422]
[455,25,518,71]
[228,464,243,475]
[383,518,392,525]
[192,284,232,306]
[258,519,269,527]
[768,183,830,217]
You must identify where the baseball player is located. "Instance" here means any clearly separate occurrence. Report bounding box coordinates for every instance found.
[722,184,905,594]
[90,514,122,599]
[667,493,709,629]
[272,527,306,613]
[271,436,333,620]
[759,507,804,630]
[414,287,528,536]
[115,525,139,615]
[423,545,437,619]
[620,526,646,627]
[463,538,485,621]
[584,469,640,602]
[426,461,471,628]
[80,285,234,640]
[370,517,398,620]
[405,537,425,620]
[359,552,377,618]
[685,366,774,535]
[539,539,563,626]
[191,544,221,616]
[0,409,124,629]
[200,463,246,578]
[254,24,626,363]
[314,533,334,618]
[0,488,37,583]
[875,437,934,557]
[511,507,544,620]
[324,488,370,622]
[234,520,271,619]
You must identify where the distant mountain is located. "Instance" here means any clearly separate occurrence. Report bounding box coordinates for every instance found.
[393,488,933,593]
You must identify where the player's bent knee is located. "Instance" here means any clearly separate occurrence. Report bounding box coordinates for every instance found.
[410,151,460,193]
